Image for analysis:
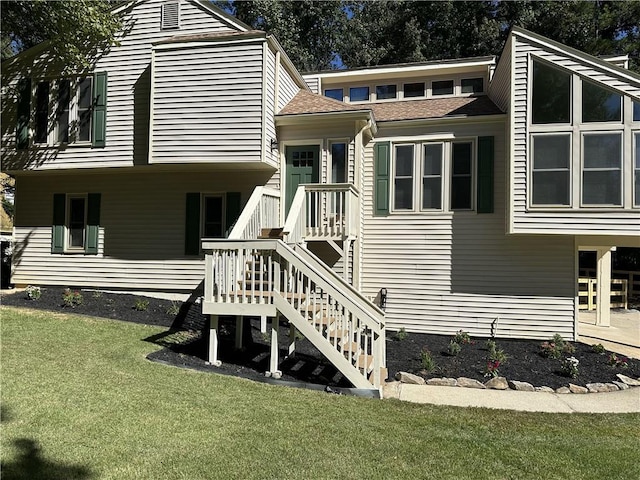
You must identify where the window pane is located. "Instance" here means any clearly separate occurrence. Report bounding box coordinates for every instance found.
[423,144,442,175]
[452,143,472,174]
[432,80,453,96]
[422,178,441,209]
[636,132,640,169]
[349,86,369,101]
[451,142,472,209]
[461,78,483,94]
[78,78,92,109]
[634,101,640,122]
[404,82,424,98]
[57,80,70,143]
[69,197,85,247]
[532,60,570,124]
[394,178,413,209]
[582,81,621,123]
[532,171,570,205]
[204,196,223,238]
[394,145,414,210]
[583,134,621,169]
[35,82,49,143]
[582,171,621,205]
[636,171,640,206]
[451,177,472,209]
[376,84,397,100]
[331,143,346,183]
[395,145,414,176]
[422,144,442,210]
[324,88,343,101]
[533,135,570,169]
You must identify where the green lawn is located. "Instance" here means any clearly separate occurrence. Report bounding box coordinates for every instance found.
[1,306,638,480]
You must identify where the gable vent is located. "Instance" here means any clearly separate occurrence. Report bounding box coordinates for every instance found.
[161,1,180,30]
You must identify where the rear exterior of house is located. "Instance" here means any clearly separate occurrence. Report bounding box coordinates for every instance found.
[2,0,639,390]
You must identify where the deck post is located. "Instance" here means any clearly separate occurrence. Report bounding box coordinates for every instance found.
[207,315,222,367]
[596,247,612,327]
[260,315,267,333]
[288,324,297,357]
[267,315,282,378]
[235,315,244,350]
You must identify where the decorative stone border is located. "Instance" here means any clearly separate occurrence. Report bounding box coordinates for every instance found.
[394,372,640,394]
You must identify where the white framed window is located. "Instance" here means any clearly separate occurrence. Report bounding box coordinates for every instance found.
[67,195,87,250]
[202,194,225,238]
[461,78,484,94]
[450,142,474,210]
[349,86,369,102]
[404,82,424,98]
[329,141,347,183]
[634,132,640,206]
[581,132,622,206]
[376,84,397,100]
[432,80,454,96]
[393,144,415,210]
[531,134,571,206]
[34,81,50,144]
[422,143,443,210]
[324,88,343,101]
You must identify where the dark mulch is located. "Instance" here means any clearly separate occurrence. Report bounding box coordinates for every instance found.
[2,286,638,390]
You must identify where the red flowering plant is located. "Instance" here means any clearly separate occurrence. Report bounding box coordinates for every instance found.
[484,359,501,378]
[608,353,629,370]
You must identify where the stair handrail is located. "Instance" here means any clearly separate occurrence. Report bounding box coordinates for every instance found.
[293,244,385,319]
[282,185,306,244]
[228,186,281,240]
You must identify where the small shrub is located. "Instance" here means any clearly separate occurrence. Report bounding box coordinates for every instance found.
[560,356,579,378]
[447,340,462,356]
[608,353,629,370]
[420,348,436,373]
[25,285,41,301]
[166,301,181,316]
[453,330,472,345]
[591,343,606,355]
[486,339,508,364]
[484,359,501,378]
[133,299,149,311]
[540,333,574,359]
[394,327,408,341]
[62,288,83,308]
[91,291,103,299]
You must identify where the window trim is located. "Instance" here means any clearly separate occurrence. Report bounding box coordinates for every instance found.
[580,131,623,207]
[65,194,88,252]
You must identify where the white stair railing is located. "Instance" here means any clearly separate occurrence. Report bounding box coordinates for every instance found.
[228,186,281,240]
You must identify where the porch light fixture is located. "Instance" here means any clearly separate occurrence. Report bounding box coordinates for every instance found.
[270,138,278,150]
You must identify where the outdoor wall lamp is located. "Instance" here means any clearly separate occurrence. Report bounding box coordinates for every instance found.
[270,138,278,150]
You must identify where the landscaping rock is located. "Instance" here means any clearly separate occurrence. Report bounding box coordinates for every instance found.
[586,383,608,393]
[426,377,458,387]
[457,377,486,389]
[604,383,620,392]
[396,371,426,385]
[616,374,640,387]
[509,380,535,392]
[556,386,571,394]
[569,383,588,394]
[382,381,401,399]
[613,381,629,390]
[535,386,555,393]
[484,377,508,390]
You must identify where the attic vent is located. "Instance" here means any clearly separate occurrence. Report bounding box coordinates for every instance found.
[161,1,180,30]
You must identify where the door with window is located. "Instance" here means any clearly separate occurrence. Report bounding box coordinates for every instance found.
[285,145,320,213]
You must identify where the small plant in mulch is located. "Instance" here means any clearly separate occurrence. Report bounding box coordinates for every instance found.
[393,327,408,341]
[560,356,580,378]
[447,339,462,356]
[608,353,629,370]
[591,343,606,355]
[24,285,41,301]
[484,359,501,378]
[133,298,150,311]
[540,333,575,359]
[420,348,436,373]
[166,300,181,316]
[62,288,83,308]
[91,291,103,299]
[453,330,472,345]
[486,339,508,364]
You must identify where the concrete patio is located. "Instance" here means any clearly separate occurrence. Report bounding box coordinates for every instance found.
[577,309,640,359]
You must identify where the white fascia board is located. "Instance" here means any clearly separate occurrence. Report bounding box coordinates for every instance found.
[376,113,506,128]
[275,110,374,127]
[266,35,309,90]
[153,34,266,50]
[512,27,640,87]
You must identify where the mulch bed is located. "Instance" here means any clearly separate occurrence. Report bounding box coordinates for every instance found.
[2,286,639,390]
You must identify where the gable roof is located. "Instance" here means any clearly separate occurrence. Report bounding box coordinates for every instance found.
[279,90,365,115]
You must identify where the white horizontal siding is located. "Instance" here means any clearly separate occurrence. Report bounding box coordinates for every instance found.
[1,0,240,171]
[488,35,511,113]
[277,61,300,111]
[264,48,277,167]
[361,121,577,340]
[12,169,275,291]
[151,41,264,163]
[510,34,640,235]
[302,75,320,94]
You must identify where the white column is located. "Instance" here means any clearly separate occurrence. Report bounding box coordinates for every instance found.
[596,247,612,327]
[267,316,282,378]
[207,315,222,367]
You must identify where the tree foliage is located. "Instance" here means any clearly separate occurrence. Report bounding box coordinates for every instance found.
[1,0,121,70]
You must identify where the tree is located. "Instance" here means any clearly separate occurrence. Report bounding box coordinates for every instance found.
[1,0,121,71]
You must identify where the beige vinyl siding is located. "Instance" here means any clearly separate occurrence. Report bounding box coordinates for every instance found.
[361,121,576,340]
[12,169,274,291]
[151,41,265,164]
[510,34,640,235]
[277,62,300,111]
[488,35,511,113]
[1,0,239,171]
[302,75,320,94]
[264,48,277,167]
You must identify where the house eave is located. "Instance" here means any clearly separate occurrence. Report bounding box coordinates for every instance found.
[376,113,507,128]
[275,110,375,127]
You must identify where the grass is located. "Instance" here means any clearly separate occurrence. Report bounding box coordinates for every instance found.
[1,306,639,480]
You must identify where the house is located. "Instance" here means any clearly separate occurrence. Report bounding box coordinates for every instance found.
[2,0,639,392]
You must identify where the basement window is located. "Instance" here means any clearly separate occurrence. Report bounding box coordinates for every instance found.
[161,1,180,30]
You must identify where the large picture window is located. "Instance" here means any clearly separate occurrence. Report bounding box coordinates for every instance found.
[531,135,571,206]
[582,133,622,206]
[532,60,571,124]
[582,80,621,123]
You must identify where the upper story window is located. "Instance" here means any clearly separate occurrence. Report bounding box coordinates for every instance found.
[422,143,443,209]
[394,145,415,210]
[532,60,571,124]
[432,80,454,96]
[451,142,473,209]
[349,86,369,102]
[531,134,571,206]
[582,80,621,123]
[376,84,397,100]
[582,133,622,206]
[634,132,640,206]
[34,81,50,144]
[633,100,639,122]
[404,82,424,98]
[461,78,484,94]
[330,142,347,183]
[161,1,180,30]
[324,88,343,101]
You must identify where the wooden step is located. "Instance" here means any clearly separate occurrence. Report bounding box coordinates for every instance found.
[355,354,373,371]
[258,228,284,239]
[369,367,388,383]
[228,291,306,301]
[340,340,360,354]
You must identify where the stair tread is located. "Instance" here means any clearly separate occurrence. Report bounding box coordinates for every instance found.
[228,291,306,301]
[258,228,285,239]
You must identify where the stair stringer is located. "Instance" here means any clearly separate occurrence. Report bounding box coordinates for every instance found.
[273,292,375,390]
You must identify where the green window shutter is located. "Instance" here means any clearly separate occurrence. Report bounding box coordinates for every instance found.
[374,142,390,216]
[477,136,494,214]
[85,193,101,254]
[92,72,107,147]
[52,194,66,253]
[225,192,242,237]
[185,193,201,255]
[16,78,31,150]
